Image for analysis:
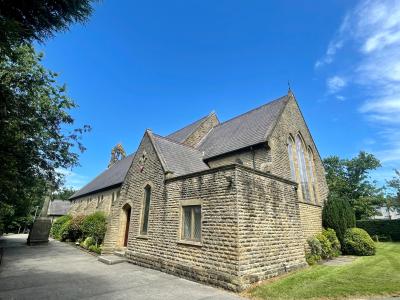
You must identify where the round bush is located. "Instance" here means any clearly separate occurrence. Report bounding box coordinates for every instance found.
[60,219,72,241]
[343,228,376,256]
[322,228,341,257]
[306,237,322,265]
[316,233,333,259]
[50,215,72,240]
[82,236,95,249]
[322,193,356,243]
[81,212,107,245]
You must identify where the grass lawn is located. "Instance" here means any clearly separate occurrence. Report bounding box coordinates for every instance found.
[246,242,400,299]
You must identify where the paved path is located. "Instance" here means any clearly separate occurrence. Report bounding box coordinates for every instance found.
[0,234,243,300]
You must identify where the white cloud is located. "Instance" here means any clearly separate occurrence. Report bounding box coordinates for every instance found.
[317,0,400,178]
[327,76,347,94]
[57,168,88,189]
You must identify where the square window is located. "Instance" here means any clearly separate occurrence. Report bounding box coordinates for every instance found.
[181,205,201,242]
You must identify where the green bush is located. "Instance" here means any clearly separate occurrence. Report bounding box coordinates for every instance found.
[88,244,102,254]
[322,228,341,257]
[356,219,400,242]
[50,215,72,240]
[322,193,356,243]
[306,237,322,265]
[316,233,333,259]
[81,236,95,249]
[68,215,85,241]
[343,228,376,256]
[81,212,107,245]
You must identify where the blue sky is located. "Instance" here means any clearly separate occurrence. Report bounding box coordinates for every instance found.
[36,0,400,189]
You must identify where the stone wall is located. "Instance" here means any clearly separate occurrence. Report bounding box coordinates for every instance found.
[183,113,219,147]
[69,187,120,216]
[207,145,271,173]
[103,132,165,252]
[125,165,240,291]
[268,95,328,238]
[235,166,307,288]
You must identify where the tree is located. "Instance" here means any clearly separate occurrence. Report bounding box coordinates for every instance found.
[52,188,77,201]
[108,143,127,168]
[322,192,356,243]
[385,169,400,218]
[323,151,382,220]
[0,45,90,232]
[0,0,96,55]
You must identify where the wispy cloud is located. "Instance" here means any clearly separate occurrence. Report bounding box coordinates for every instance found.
[327,76,347,94]
[57,168,88,190]
[317,0,400,178]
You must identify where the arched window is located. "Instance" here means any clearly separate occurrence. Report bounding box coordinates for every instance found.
[307,148,318,204]
[295,134,311,202]
[140,185,151,235]
[287,136,296,181]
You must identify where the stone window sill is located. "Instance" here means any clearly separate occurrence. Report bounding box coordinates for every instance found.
[177,240,202,247]
[136,235,149,240]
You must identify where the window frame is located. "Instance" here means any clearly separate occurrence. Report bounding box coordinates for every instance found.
[179,199,202,246]
[139,184,152,236]
[295,134,311,203]
[307,147,319,204]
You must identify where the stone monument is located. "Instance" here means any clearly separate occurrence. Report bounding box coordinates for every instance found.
[27,196,52,245]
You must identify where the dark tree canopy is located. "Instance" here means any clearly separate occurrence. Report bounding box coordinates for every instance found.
[0,45,90,232]
[0,0,96,54]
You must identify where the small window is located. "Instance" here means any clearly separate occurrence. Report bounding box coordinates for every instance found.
[181,205,201,242]
[287,136,296,181]
[140,185,151,235]
[112,192,115,202]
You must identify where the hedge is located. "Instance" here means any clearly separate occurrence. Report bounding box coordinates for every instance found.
[343,228,376,256]
[356,219,400,241]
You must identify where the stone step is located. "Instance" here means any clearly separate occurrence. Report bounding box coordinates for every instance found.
[98,254,127,265]
[113,250,126,258]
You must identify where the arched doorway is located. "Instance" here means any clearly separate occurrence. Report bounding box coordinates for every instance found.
[121,204,131,247]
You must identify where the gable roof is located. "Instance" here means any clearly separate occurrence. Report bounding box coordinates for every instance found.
[166,113,214,143]
[198,95,289,159]
[70,153,135,200]
[47,199,71,216]
[150,132,209,176]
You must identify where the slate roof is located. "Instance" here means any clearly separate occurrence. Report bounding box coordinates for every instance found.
[151,133,209,176]
[198,95,289,159]
[70,153,135,200]
[47,199,71,216]
[166,114,211,143]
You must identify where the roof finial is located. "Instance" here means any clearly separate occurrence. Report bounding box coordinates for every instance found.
[288,80,292,94]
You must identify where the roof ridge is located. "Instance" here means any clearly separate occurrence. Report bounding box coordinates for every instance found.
[212,95,288,129]
[166,113,210,139]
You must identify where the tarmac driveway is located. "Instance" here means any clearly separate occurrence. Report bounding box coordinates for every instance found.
[0,234,243,300]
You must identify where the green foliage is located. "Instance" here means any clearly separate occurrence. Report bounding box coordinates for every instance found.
[316,233,332,259]
[52,188,76,201]
[323,152,383,220]
[50,215,72,240]
[81,236,95,249]
[343,228,376,256]
[88,244,101,254]
[0,0,96,54]
[81,212,107,245]
[64,215,85,241]
[322,193,356,243]
[322,228,341,257]
[357,219,400,242]
[306,237,322,265]
[0,45,90,232]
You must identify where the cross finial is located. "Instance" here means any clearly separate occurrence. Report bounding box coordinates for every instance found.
[288,80,292,93]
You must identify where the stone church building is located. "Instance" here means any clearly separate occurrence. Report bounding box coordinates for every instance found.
[69,91,328,291]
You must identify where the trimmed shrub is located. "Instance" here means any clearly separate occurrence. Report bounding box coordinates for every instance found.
[357,219,400,242]
[81,212,107,245]
[65,215,85,242]
[316,233,333,259]
[343,228,376,256]
[322,228,341,257]
[60,219,72,241]
[50,215,72,240]
[306,237,322,265]
[322,193,356,243]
